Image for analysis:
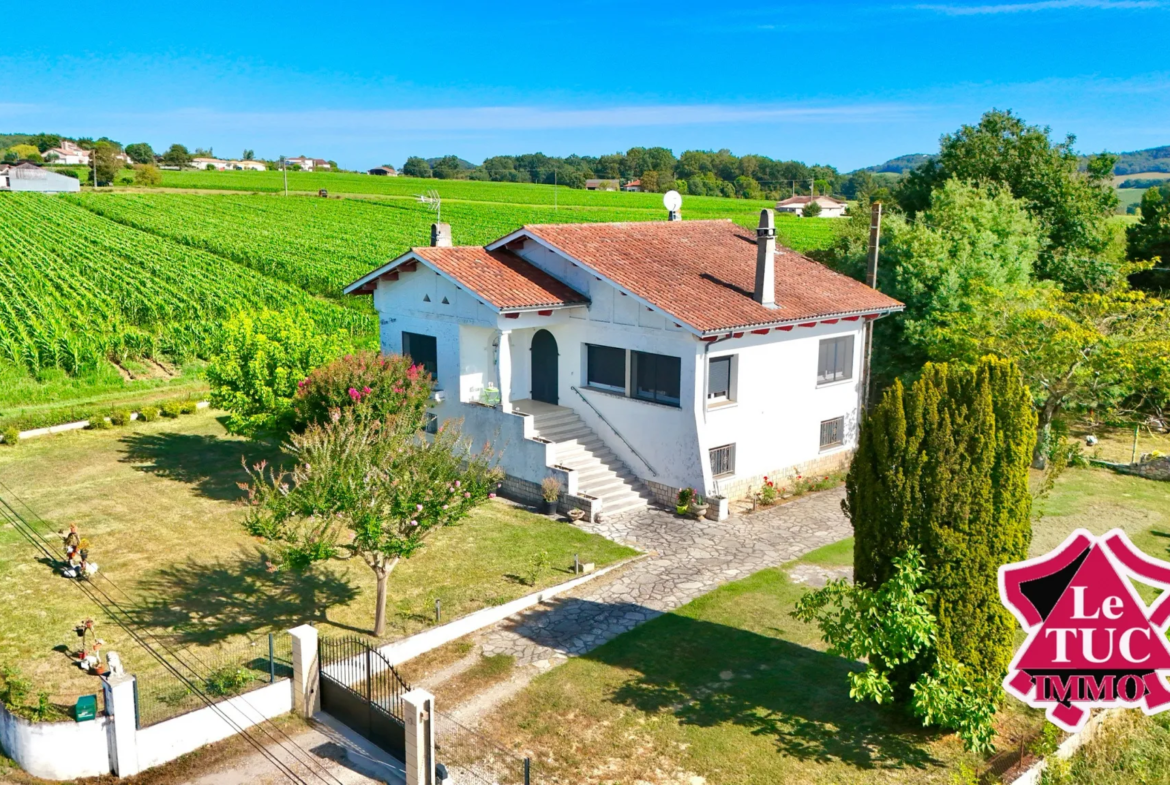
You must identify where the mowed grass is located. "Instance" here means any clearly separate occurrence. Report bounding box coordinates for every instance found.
[481,466,1170,785]
[0,411,635,701]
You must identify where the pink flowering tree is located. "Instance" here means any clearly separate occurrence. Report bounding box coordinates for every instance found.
[243,410,502,636]
[292,351,432,430]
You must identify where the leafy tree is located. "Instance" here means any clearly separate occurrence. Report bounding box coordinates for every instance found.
[207,309,355,436]
[1127,185,1170,291]
[243,149,255,160]
[194,147,214,157]
[733,175,761,200]
[794,548,997,752]
[802,199,822,218]
[133,164,162,186]
[124,142,155,164]
[431,155,464,179]
[90,142,121,185]
[9,144,42,162]
[898,109,1121,292]
[950,289,1170,464]
[875,179,1040,384]
[30,133,61,153]
[161,144,192,168]
[402,156,432,178]
[639,170,660,193]
[846,357,1035,700]
[243,410,502,636]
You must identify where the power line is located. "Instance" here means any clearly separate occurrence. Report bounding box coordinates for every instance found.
[0,482,346,785]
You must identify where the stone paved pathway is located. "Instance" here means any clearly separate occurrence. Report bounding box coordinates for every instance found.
[479,488,851,666]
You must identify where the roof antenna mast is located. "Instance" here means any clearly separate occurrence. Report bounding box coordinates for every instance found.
[417,189,441,223]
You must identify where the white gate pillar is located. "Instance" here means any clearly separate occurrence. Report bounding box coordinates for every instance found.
[402,688,435,785]
[104,673,140,777]
[289,624,320,718]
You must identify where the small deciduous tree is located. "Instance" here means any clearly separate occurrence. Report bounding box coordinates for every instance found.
[90,142,121,186]
[124,142,155,164]
[292,350,432,429]
[402,156,431,178]
[133,164,162,186]
[243,411,503,636]
[207,309,355,435]
[161,144,192,168]
[802,199,822,218]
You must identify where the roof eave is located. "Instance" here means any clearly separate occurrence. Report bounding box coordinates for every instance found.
[697,304,905,337]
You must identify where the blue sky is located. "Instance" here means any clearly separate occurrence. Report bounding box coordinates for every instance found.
[4,0,1168,171]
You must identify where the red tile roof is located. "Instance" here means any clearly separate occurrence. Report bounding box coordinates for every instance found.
[410,246,588,310]
[511,220,901,333]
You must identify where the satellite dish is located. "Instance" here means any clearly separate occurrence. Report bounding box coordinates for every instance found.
[663,190,682,212]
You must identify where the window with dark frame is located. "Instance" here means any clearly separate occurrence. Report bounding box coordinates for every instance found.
[632,350,682,406]
[820,417,845,449]
[817,336,855,385]
[710,444,736,477]
[586,344,626,392]
[402,331,438,379]
[708,355,732,401]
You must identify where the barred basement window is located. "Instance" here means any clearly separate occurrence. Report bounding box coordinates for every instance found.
[710,444,736,477]
[820,417,844,450]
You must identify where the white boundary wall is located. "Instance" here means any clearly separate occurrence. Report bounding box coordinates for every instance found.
[134,679,292,771]
[0,700,113,780]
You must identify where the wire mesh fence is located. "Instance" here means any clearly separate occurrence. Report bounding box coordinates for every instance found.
[134,632,292,728]
[434,709,531,785]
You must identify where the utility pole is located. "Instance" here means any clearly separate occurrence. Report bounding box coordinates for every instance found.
[861,201,883,413]
[281,156,288,196]
[554,167,557,212]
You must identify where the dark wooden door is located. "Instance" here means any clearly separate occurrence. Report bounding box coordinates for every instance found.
[530,329,558,404]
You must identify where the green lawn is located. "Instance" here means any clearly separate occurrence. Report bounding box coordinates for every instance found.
[481,465,1170,785]
[0,410,635,707]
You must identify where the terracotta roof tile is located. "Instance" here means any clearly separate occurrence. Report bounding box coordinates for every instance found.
[516,220,902,333]
[411,246,588,310]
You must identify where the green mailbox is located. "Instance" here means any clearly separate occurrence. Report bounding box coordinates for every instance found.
[75,694,97,722]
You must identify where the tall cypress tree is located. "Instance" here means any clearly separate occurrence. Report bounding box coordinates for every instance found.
[846,356,1036,690]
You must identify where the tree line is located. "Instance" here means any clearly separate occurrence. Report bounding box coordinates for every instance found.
[400,148,887,201]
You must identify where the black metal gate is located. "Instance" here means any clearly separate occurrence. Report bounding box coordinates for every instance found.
[319,636,411,761]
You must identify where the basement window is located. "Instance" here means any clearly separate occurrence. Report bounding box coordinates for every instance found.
[402,332,438,379]
[820,417,844,450]
[817,336,854,385]
[632,350,681,407]
[586,344,626,393]
[710,444,736,478]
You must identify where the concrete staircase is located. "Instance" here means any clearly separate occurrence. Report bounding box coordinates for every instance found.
[522,402,655,519]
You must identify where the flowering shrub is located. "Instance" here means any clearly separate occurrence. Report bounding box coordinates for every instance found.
[293,351,432,430]
[757,476,779,505]
[676,487,694,507]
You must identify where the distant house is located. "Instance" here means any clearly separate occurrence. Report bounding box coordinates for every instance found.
[230,160,266,171]
[585,179,619,191]
[368,166,398,177]
[622,179,643,192]
[775,195,847,218]
[192,157,231,171]
[0,162,80,193]
[287,156,331,172]
[42,140,89,165]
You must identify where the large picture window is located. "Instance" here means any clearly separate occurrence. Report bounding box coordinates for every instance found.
[586,344,626,392]
[632,350,681,407]
[708,355,732,401]
[817,336,854,385]
[402,331,438,378]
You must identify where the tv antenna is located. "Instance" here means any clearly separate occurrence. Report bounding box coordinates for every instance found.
[417,189,441,223]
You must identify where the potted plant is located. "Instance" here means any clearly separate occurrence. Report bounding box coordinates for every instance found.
[541,477,562,515]
[568,508,586,522]
[676,487,694,516]
[689,493,708,519]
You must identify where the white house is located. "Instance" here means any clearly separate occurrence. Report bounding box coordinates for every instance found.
[585,179,619,191]
[622,179,643,192]
[287,156,330,172]
[192,157,231,170]
[775,195,848,218]
[345,211,902,519]
[230,160,266,171]
[42,140,89,165]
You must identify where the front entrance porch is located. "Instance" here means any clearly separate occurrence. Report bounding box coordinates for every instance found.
[512,399,655,518]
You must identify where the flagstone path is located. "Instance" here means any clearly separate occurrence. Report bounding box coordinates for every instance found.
[478,488,852,667]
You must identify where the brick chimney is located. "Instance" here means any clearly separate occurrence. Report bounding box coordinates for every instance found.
[431,223,452,247]
[754,209,778,308]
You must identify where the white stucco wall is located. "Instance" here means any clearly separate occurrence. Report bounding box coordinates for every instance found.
[0,702,113,780]
[135,680,292,772]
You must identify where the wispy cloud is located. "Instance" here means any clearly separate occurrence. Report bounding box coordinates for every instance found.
[916,0,1160,15]
[111,102,919,133]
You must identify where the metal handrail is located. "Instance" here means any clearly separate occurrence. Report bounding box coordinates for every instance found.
[570,386,658,476]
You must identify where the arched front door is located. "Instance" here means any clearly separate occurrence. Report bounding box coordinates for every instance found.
[530,329,558,405]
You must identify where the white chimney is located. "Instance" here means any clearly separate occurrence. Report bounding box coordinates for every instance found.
[431,222,452,247]
[754,209,777,308]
